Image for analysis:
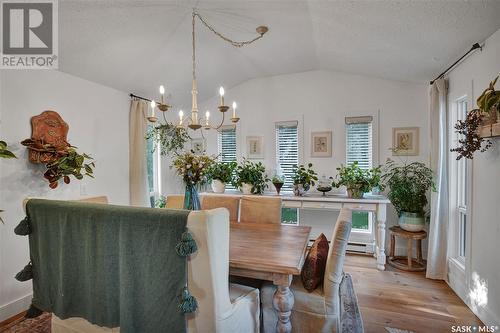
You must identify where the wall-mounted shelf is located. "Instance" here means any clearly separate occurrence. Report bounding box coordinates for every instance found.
[479,122,500,138]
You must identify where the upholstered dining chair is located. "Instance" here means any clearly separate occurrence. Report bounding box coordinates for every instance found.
[165,195,185,209]
[201,194,240,222]
[260,208,354,333]
[239,196,282,224]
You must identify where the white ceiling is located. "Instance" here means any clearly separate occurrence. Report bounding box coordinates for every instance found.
[59,0,500,107]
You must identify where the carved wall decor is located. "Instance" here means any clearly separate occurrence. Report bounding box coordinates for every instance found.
[21,111,70,164]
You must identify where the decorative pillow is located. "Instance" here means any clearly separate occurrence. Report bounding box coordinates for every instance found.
[301,233,329,292]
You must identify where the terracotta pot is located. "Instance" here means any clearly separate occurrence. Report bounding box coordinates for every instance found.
[211,179,226,193]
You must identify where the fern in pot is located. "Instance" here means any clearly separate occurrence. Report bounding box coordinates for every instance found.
[292,163,318,196]
[381,159,435,232]
[332,161,382,199]
[206,161,237,193]
[234,159,270,195]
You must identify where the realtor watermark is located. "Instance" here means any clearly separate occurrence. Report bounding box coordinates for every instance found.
[1,0,58,69]
[451,325,499,332]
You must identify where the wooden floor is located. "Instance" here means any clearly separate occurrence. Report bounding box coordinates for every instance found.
[344,254,482,333]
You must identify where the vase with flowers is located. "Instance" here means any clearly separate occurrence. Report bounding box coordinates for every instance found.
[172,152,214,210]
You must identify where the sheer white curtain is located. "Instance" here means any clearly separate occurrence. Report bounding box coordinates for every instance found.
[129,99,150,207]
[427,78,449,279]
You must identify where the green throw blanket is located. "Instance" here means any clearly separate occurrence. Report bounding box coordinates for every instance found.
[16,199,193,333]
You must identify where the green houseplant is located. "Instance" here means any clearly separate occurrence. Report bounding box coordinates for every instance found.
[44,148,95,189]
[271,174,286,195]
[332,161,382,199]
[292,163,318,196]
[146,123,190,156]
[206,161,237,193]
[382,159,435,232]
[234,159,270,195]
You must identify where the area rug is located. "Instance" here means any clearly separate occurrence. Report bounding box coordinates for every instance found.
[0,312,51,333]
[340,273,364,333]
[385,327,416,333]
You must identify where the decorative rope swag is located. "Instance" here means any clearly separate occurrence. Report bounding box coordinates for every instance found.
[14,214,200,317]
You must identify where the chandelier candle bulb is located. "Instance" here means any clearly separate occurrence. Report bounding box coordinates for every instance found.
[205,111,210,126]
[179,110,184,125]
[150,100,156,117]
[232,102,237,118]
[159,85,165,103]
[219,87,225,106]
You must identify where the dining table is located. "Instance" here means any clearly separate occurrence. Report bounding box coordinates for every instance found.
[229,222,311,333]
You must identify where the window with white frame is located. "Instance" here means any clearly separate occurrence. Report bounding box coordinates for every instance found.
[146,125,161,207]
[217,125,237,189]
[346,116,373,232]
[275,121,299,191]
[452,98,469,261]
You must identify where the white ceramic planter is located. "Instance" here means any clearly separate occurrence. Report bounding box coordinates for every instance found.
[211,179,226,193]
[398,212,425,232]
[241,183,253,195]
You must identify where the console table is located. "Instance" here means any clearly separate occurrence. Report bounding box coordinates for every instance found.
[202,191,390,271]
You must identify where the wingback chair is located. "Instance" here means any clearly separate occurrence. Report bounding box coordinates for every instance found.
[46,204,260,332]
[239,196,282,224]
[261,208,353,333]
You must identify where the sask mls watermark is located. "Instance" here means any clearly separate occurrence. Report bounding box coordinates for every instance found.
[1,0,58,69]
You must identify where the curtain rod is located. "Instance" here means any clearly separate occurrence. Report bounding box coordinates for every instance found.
[430,43,482,85]
[129,93,153,103]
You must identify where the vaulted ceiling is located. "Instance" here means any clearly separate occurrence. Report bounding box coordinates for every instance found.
[59,0,500,107]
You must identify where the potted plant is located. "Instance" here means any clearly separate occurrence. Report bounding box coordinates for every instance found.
[332,161,382,199]
[234,159,270,195]
[0,140,16,223]
[172,152,214,210]
[206,161,237,193]
[292,163,318,196]
[271,174,285,195]
[450,76,499,159]
[381,159,435,232]
[43,148,95,189]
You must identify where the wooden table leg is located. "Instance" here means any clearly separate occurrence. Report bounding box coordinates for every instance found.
[390,233,395,258]
[407,239,413,269]
[272,275,294,333]
[376,204,387,270]
[416,239,423,263]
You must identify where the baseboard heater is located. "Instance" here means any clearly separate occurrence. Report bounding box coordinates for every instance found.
[347,242,375,254]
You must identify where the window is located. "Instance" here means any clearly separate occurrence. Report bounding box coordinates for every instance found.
[217,125,237,189]
[454,98,469,260]
[146,125,161,207]
[275,121,299,191]
[346,116,374,231]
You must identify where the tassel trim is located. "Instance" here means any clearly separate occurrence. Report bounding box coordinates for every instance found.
[14,217,31,235]
[15,262,33,282]
[178,287,198,313]
[176,231,198,257]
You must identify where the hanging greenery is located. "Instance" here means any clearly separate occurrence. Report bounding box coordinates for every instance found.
[451,76,499,160]
[43,147,95,189]
[146,123,190,156]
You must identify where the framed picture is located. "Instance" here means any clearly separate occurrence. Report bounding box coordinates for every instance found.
[246,136,264,159]
[311,131,332,157]
[392,127,419,156]
[191,138,206,154]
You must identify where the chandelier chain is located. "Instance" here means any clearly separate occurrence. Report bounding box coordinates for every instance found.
[193,11,266,48]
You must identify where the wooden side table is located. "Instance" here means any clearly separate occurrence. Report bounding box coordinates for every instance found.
[388,226,427,272]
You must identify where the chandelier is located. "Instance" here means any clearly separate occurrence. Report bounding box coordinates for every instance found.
[147,10,269,131]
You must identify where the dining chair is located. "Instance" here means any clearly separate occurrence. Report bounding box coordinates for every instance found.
[260,208,355,333]
[200,194,240,222]
[239,196,282,224]
[165,195,185,209]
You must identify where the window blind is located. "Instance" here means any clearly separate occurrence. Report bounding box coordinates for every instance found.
[276,121,299,190]
[346,117,373,170]
[217,125,237,189]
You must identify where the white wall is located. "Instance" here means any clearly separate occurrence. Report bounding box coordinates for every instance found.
[446,28,500,325]
[0,70,130,321]
[161,69,428,250]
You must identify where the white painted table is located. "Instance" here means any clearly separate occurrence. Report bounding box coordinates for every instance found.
[202,191,391,270]
[279,193,390,271]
